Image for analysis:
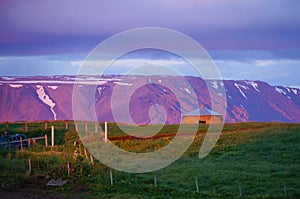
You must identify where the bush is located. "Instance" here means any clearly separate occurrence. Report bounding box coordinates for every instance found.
[64,130,80,145]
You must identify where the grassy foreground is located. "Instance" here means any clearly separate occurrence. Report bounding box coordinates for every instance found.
[0,122,299,198]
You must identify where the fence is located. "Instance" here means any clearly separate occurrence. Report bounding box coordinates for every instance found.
[0,134,48,149]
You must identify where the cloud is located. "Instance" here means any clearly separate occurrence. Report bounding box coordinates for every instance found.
[1,54,299,88]
[0,0,299,55]
[254,60,276,66]
[216,59,300,87]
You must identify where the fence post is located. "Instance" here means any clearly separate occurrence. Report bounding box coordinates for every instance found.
[25,122,28,132]
[51,125,54,147]
[20,136,23,150]
[5,121,8,130]
[195,177,199,192]
[67,162,70,177]
[75,123,78,132]
[283,182,287,197]
[104,122,108,143]
[85,122,88,132]
[90,154,94,165]
[28,138,31,147]
[238,181,242,196]
[95,122,98,133]
[44,134,48,147]
[65,121,68,130]
[28,157,31,176]
[110,169,113,186]
[84,147,88,159]
[44,122,48,130]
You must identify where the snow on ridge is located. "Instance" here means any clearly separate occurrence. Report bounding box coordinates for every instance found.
[36,86,57,120]
[0,80,109,85]
[245,81,259,92]
[275,87,287,95]
[291,88,298,95]
[1,77,15,80]
[234,83,247,99]
[238,84,248,90]
[114,82,132,86]
[47,85,58,90]
[9,84,23,88]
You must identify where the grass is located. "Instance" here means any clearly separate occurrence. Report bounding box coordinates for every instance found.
[0,122,299,198]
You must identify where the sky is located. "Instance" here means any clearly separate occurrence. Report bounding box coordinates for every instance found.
[0,0,300,87]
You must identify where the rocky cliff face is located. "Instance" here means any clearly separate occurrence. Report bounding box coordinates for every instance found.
[0,75,299,123]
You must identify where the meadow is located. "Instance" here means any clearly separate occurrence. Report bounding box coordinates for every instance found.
[0,122,299,198]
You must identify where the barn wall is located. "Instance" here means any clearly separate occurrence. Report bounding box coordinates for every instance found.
[183,115,223,124]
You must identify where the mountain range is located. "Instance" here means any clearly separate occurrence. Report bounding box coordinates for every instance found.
[0,75,299,123]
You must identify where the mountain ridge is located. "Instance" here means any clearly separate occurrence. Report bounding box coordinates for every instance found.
[0,75,299,123]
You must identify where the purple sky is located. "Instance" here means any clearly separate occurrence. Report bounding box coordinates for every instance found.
[0,0,300,87]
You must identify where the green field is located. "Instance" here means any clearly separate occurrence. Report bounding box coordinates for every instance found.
[0,122,299,198]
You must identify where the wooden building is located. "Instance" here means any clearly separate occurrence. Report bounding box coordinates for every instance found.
[183,106,223,124]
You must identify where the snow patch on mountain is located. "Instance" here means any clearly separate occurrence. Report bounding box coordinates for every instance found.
[184,88,191,94]
[291,89,298,95]
[114,82,132,86]
[36,85,57,120]
[275,87,287,95]
[234,83,247,99]
[47,85,58,90]
[211,81,218,90]
[245,81,259,92]
[9,84,23,88]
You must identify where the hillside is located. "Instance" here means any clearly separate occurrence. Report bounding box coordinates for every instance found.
[0,122,299,198]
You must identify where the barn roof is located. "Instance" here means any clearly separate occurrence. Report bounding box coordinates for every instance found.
[184,107,222,116]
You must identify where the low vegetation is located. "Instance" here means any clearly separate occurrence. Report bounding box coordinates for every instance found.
[0,122,299,198]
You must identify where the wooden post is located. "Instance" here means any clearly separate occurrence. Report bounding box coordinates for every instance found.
[84,147,88,159]
[44,122,48,130]
[44,134,48,147]
[51,125,54,147]
[110,169,113,186]
[238,181,242,196]
[25,122,28,132]
[283,182,287,197]
[20,136,23,150]
[75,123,78,132]
[95,122,98,133]
[67,162,70,177]
[104,122,108,143]
[8,139,11,150]
[28,138,31,147]
[65,122,68,130]
[195,177,199,192]
[90,154,94,165]
[5,121,8,130]
[154,174,157,188]
[28,157,31,176]
[85,122,88,132]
